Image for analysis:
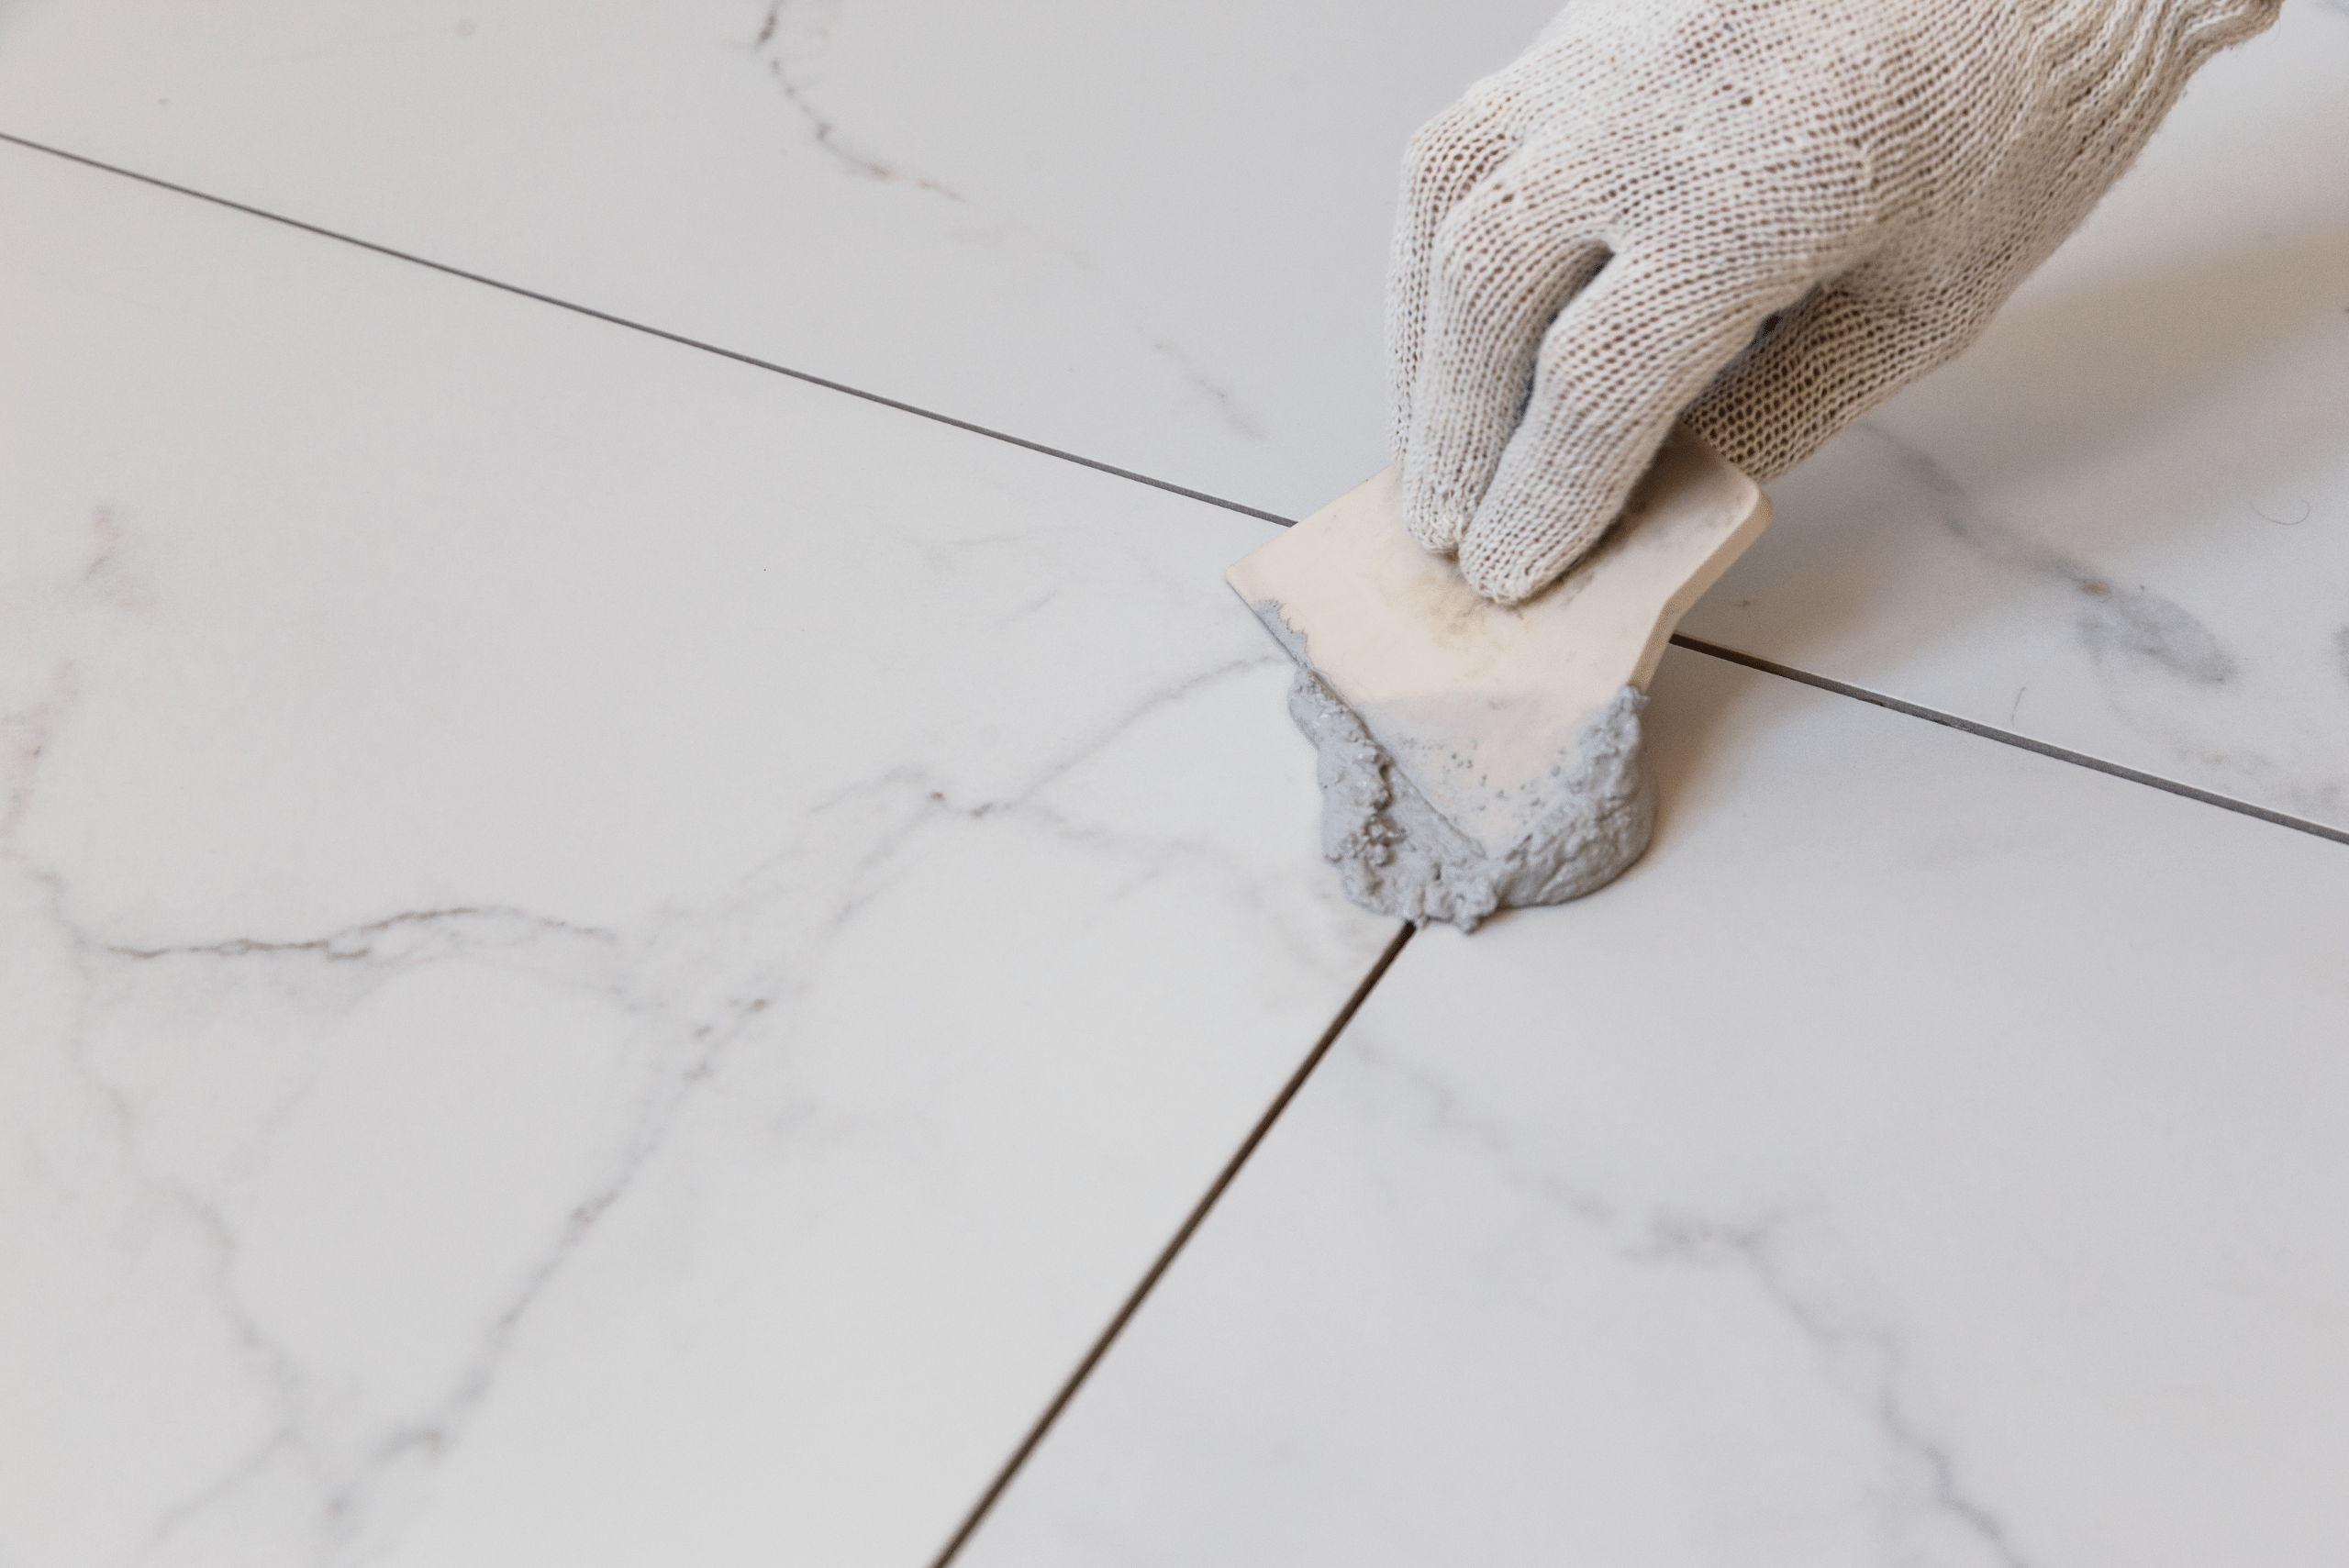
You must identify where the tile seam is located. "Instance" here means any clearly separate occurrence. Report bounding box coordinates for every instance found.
[0,128,1291,528]
[928,921,1417,1568]
[1670,634,2349,850]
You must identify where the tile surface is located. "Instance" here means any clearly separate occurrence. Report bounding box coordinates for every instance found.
[1680,1,2349,832]
[0,0,1559,518]
[1,1,2343,828]
[0,142,1396,1565]
[6,7,2347,1564]
[962,647,2349,1568]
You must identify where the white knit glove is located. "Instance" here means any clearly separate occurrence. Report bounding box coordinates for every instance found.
[1388,0,2282,604]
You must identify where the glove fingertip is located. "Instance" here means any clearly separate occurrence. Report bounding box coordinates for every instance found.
[1456,525,1553,607]
[1399,464,1470,556]
[1459,484,1619,606]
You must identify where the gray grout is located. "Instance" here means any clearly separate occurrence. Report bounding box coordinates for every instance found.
[9,128,2344,859]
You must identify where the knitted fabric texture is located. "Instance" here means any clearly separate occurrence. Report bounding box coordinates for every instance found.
[1387,0,2281,604]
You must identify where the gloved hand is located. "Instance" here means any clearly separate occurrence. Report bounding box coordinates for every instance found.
[1387,0,2282,605]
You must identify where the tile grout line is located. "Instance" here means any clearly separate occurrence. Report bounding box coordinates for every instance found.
[0,128,1293,528]
[927,921,1418,1568]
[10,132,2341,856]
[1671,634,2349,850]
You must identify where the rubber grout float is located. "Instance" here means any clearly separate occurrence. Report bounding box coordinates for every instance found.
[1228,426,1768,929]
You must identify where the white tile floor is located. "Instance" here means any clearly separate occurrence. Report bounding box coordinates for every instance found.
[2,6,2345,1565]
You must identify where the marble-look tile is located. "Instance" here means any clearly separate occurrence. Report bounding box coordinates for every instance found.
[961,647,2349,1568]
[0,0,1559,521]
[0,1,2342,830]
[0,141,1397,1565]
[1680,1,2349,834]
